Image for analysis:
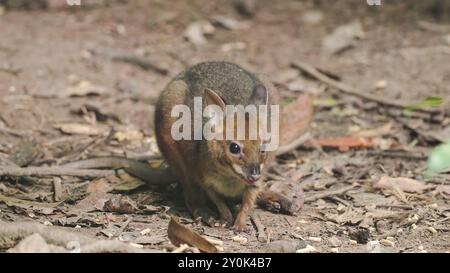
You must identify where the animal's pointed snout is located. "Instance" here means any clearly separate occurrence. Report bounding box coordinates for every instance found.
[247,166,261,183]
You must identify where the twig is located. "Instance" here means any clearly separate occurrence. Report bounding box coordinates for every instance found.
[89,48,168,75]
[0,126,31,137]
[250,213,267,243]
[276,132,311,156]
[364,150,428,160]
[304,185,357,203]
[0,166,115,178]
[115,217,133,237]
[112,55,168,75]
[0,221,157,253]
[53,177,63,202]
[291,61,444,115]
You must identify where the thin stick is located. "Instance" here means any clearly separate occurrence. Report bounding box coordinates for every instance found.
[115,217,133,237]
[53,177,63,202]
[305,185,357,203]
[291,61,444,115]
[0,167,115,178]
[276,132,311,156]
[364,150,428,160]
[250,213,267,243]
[0,221,156,253]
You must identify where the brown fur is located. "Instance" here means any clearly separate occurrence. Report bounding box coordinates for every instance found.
[155,61,278,231]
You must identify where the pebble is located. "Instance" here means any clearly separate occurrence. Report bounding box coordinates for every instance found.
[330,247,339,253]
[43,221,53,226]
[129,242,144,249]
[296,245,317,253]
[380,239,395,247]
[308,236,322,242]
[232,235,248,244]
[328,236,342,247]
[349,239,358,245]
[426,227,437,234]
[375,80,388,89]
[140,228,151,235]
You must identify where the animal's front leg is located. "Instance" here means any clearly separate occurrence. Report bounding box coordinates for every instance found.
[234,187,260,232]
[205,187,233,226]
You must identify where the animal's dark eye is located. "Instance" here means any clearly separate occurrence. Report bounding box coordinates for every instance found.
[229,143,241,155]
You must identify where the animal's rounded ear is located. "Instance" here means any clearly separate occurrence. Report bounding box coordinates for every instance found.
[251,84,268,105]
[205,88,226,110]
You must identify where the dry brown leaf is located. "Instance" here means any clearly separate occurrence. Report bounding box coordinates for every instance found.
[167,217,218,253]
[113,172,146,192]
[280,94,314,146]
[72,192,110,213]
[373,176,434,194]
[86,178,112,194]
[54,123,108,136]
[103,195,138,214]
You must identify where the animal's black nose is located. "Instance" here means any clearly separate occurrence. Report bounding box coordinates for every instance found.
[248,166,261,182]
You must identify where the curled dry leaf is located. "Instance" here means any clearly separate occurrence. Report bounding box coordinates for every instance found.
[306,136,374,152]
[103,195,139,214]
[322,21,364,54]
[373,176,434,194]
[167,217,218,253]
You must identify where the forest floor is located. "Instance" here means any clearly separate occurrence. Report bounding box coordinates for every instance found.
[0,0,449,253]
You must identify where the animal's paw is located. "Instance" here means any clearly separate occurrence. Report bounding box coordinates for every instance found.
[193,208,227,228]
[232,220,252,234]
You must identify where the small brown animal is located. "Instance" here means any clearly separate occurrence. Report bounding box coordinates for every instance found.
[155,61,279,231]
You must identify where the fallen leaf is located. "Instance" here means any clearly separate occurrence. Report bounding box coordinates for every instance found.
[54,123,109,136]
[433,185,450,198]
[356,122,393,138]
[72,193,110,213]
[113,172,146,192]
[63,80,110,97]
[373,176,434,194]
[167,217,218,253]
[301,10,324,25]
[306,136,374,152]
[220,42,247,52]
[113,130,144,142]
[86,178,112,194]
[9,140,41,167]
[7,233,51,253]
[280,94,314,146]
[322,21,364,54]
[103,195,138,214]
[211,15,247,30]
[184,21,215,45]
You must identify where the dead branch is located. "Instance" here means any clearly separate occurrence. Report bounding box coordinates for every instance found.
[0,221,158,253]
[276,132,311,156]
[291,61,444,115]
[304,185,357,203]
[0,166,115,178]
[250,213,267,243]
